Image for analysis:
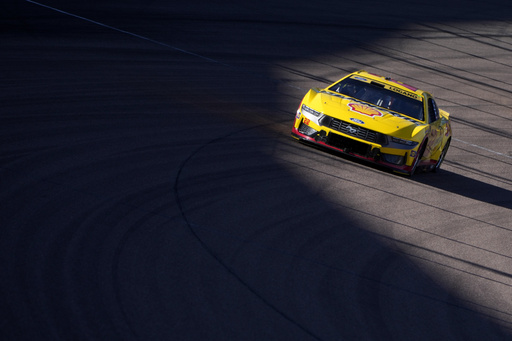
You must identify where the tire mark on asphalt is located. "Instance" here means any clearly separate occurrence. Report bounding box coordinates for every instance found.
[173,127,325,341]
[174,126,512,333]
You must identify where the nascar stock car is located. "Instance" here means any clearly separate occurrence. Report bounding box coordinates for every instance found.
[291,70,451,176]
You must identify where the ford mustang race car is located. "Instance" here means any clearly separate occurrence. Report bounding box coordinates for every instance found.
[291,70,451,176]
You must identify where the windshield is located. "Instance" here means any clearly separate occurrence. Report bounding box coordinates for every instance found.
[329,78,424,121]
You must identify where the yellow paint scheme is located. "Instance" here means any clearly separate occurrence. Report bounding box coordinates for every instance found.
[291,70,452,175]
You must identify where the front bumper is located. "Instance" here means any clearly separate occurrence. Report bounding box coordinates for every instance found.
[291,116,420,173]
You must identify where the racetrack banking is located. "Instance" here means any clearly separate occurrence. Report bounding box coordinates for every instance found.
[25,0,511,162]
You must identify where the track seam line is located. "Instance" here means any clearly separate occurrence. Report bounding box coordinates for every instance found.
[25,0,230,66]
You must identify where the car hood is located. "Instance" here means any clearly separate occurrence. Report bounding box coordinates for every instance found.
[311,89,427,139]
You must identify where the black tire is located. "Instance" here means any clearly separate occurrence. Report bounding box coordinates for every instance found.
[433,138,450,173]
[409,139,427,176]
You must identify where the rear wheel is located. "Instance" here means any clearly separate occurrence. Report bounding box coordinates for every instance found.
[433,138,450,173]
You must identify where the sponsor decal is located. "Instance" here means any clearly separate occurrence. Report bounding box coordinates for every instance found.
[366,73,418,92]
[296,109,301,119]
[349,118,365,124]
[353,76,368,82]
[388,86,420,100]
[348,103,383,117]
[410,150,417,157]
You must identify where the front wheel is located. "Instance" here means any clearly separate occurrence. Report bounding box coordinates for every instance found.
[433,138,450,173]
[409,139,427,176]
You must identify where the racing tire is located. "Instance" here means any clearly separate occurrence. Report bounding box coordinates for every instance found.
[409,139,427,176]
[433,138,450,173]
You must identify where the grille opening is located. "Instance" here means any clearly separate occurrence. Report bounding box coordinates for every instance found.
[327,133,371,156]
[298,122,317,136]
[327,118,384,144]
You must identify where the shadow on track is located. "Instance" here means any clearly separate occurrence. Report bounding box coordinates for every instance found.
[3,0,512,340]
[415,167,512,210]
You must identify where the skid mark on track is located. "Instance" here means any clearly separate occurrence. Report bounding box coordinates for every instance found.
[172,126,325,340]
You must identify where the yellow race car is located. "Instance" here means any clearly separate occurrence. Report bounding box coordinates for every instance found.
[291,70,452,176]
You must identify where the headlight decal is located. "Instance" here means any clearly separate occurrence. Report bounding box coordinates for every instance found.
[390,136,418,147]
[301,104,322,117]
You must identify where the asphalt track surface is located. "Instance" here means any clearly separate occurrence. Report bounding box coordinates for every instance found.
[2,0,512,340]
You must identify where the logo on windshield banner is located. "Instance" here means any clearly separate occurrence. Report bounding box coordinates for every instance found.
[348,103,383,117]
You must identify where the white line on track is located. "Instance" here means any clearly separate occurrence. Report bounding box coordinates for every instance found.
[26,0,512,161]
[453,138,512,159]
[25,0,230,66]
